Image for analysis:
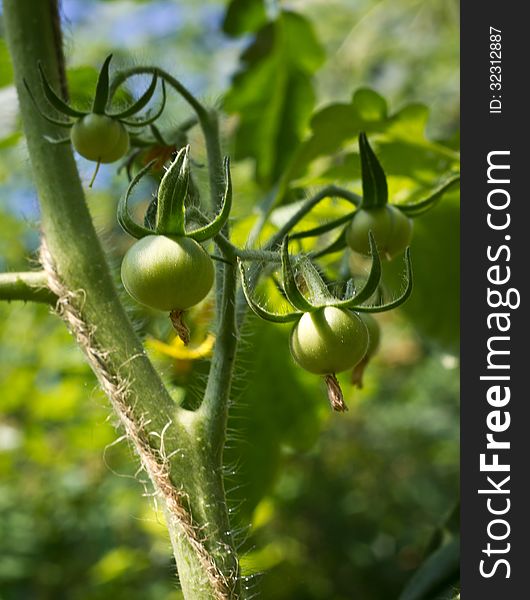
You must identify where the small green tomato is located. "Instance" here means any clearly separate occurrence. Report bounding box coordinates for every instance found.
[121,235,214,312]
[346,205,412,259]
[71,114,130,163]
[289,307,369,375]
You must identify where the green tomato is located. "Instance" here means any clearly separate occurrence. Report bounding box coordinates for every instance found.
[121,235,214,312]
[358,313,381,359]
[289,307,369,375]
[71,114,130,163]
[346,205,412,259]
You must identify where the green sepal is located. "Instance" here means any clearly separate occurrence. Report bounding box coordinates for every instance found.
[117,159,157,239]
[354,248,413,313]
[150,123,169,146]
[37,62,86,118]
[281,237,315,312]
[120,81,167,127]
[296,257,336,306]
[311,227,348,259]
[109,72,158,119]
[23,79,74,128]
[155,145,189,236]
[359,132,388,209]
[332,232,382,308]
[187,157,233,242]
[238,260,302,324]
[290,210,356,240]
[92,54,113,115]
[144,196,158,230]
[398,173,460,217]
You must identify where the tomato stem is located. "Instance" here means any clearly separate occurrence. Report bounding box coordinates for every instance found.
[88,158,101,188]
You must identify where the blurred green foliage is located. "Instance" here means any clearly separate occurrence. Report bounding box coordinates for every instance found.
[0,0,459,598]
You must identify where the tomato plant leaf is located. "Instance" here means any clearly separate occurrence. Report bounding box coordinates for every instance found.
[222,0,267,37]
[224,10,324,188]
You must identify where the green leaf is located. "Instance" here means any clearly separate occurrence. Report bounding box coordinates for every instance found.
[399,537,460,600]
[285,88,458,196]
[223,0,267,37]
[352,88,388,122]
[224,10,325,187]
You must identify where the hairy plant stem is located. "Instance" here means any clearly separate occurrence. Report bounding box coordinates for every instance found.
[0,271,56,304]
[3,2,241,597]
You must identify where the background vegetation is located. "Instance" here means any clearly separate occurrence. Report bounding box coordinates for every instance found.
[0,0,459,598]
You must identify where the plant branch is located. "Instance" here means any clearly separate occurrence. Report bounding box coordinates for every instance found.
[110,67,225,212]
[266,185,360,251]
[234,185,361,327]
[0,271,56,304]
[3,2,240,598]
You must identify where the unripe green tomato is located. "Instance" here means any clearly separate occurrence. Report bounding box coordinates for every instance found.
[289,307,369,375]
[71,114,130,163]
[121,235,214,312]
[358,313,381,359]
[346,205,412,259]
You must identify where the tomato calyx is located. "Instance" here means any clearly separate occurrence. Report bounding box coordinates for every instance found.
[117,146,232,341]
[24,54,167,177]
[240,234,412,322]
[117,146,232,244]
[238,234,412,412]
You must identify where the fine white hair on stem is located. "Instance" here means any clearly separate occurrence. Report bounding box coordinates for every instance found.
[40,238,236,600]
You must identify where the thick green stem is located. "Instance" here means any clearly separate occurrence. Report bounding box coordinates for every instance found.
[3,0,179,447]
[3,2,241,598]
[0,271,56,304]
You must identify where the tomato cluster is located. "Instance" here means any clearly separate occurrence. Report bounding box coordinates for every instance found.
[30,54,425,412]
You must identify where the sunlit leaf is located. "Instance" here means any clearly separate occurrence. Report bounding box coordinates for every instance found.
[225,10,325,187]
